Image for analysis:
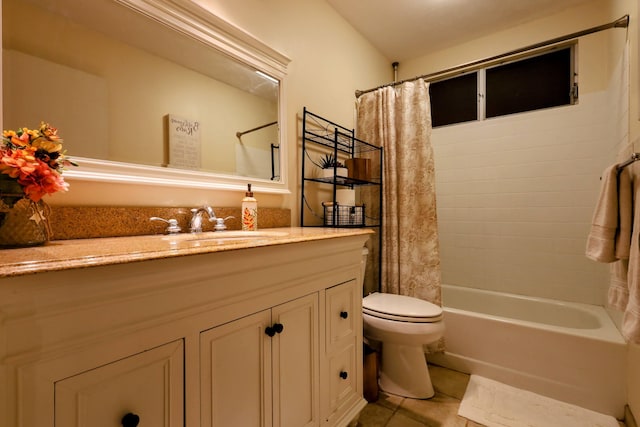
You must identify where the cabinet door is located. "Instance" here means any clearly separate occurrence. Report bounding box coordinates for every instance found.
[272,293,319,427]
[322,280,364,425]
[200,309,273,427]
[326,280,358,353]
[54,339,184,427]
[327,343,358,418]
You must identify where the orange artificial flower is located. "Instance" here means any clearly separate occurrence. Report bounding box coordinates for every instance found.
[0,122,74,202]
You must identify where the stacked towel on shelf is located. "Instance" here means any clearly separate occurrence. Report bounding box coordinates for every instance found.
[586,162,640,344]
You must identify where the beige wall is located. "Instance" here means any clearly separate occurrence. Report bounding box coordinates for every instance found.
[43,0,390,212]
[398,1,618,94]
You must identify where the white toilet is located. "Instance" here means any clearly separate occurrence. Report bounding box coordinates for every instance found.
[360,249,444,399]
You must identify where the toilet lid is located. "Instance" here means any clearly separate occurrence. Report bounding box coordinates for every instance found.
[363,292,443,322]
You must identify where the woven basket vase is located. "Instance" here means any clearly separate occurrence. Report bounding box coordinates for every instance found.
[0,179,50,247]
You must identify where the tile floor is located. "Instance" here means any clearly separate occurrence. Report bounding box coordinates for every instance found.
[354,364,626,427]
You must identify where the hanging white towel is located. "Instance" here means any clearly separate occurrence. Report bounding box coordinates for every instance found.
[586,163,640,343]
[620,166,640,344]
[616,167,633,259]
[608,167,632,312]
[585,165,621,262]
[609,259,629,312]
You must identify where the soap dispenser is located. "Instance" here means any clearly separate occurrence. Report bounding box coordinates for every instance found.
[242,183,258,231]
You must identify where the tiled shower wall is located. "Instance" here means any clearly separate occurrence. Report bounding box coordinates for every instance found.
[431,44,628,305]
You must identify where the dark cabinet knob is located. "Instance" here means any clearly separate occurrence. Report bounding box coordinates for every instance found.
[265,323,284,337]
[339,371,348,380]
[273,323,284,334]
[121,413,140,427]
[340,311,349,319]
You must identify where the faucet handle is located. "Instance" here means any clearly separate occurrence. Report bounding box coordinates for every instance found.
[150,217,181,234]
[214,216,235,231]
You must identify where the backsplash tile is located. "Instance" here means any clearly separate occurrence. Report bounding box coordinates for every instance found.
[48,206,291,240]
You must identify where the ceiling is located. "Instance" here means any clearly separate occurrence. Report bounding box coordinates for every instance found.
[326,0,595,61]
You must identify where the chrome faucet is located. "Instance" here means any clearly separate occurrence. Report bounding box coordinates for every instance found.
[190,205,217,233]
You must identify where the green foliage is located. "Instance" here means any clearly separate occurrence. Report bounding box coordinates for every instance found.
[319,153,344,169]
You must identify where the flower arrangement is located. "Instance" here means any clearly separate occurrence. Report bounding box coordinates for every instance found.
[0,122,75,203]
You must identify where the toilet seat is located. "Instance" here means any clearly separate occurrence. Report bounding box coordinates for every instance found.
[363,292,443,323]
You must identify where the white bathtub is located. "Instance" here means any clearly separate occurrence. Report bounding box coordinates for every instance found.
[429,284,627,418]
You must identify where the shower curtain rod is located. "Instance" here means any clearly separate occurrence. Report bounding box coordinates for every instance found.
[355,15,629,98]
[236,121,277,138]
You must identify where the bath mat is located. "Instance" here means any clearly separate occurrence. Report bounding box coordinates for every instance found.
[458,375,619,427]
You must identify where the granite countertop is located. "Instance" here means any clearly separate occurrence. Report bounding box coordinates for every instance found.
[0,227,373,278]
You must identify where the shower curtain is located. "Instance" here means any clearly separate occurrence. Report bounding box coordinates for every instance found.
[356,78,442,307]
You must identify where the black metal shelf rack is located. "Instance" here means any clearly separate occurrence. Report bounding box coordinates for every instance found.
[300,107,383,289]
[301,107,382,226]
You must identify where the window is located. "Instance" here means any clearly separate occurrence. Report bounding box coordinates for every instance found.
[429,45,576,127]
[430,72,478,127]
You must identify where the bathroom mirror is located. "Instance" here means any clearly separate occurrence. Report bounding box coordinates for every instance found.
[2,0,290,193]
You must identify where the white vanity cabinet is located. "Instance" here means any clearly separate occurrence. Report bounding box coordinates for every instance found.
[55,339,184,427]
[201,293,319,427]
[0,230,370,427]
